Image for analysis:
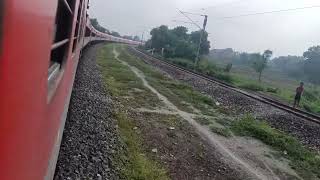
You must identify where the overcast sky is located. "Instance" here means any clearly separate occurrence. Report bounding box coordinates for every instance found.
[89,0,320,57]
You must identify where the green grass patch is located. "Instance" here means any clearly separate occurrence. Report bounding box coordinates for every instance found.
[115,112,169,180]
[168,57,195,69]
[266,87,279,93]
[215,117,233,126]
[97,44,162,109]
[301,90,320,114]
[231,115,320,179]
[213,72,233,83]
[210,125,232,137]
[195,117,212,126]
[119,46,217,116]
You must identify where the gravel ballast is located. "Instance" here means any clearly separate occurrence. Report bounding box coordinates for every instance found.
[54,44,121,180]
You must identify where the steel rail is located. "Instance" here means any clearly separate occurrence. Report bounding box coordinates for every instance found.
[129,47,320,125]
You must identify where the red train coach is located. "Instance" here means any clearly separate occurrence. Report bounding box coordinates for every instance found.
[0,0,142,180]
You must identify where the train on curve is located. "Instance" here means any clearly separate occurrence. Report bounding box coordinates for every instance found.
[0,0,142,179]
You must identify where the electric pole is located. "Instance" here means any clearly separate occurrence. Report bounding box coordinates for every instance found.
[141,32,144,43]
[195,15,208,67]
[178,10,208,68]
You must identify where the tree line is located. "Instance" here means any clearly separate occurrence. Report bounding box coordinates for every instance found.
[210,46,320,84]
[145,25,210,60]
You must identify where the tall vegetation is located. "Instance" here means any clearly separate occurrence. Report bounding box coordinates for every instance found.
[90,18,109,33]
[145,25,210,60]
[210,46,320,85]
[271,56,305,78]
[251,50,272,82]
[303,46,320,84]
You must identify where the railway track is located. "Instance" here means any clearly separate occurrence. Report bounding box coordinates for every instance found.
[129,47,320,125]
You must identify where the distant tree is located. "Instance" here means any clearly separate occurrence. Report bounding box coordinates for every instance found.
[111,31,121,37]
[210,48,239,64]
[303,46,320,84]
[252,50,272,82]
[91,18,99,28]
[190,30,210,55]
[148,25,211,60]
[238,52,252,64]
[150,25,171,51]
[172,26,188,40]
[144,39,152,49]
[271,55,305,79]
[90,18,108,33]
[122,35,133,40]
[263,50,273,60]
[174,40,197,59]
[224,63,233,73]
[133,35,140,41]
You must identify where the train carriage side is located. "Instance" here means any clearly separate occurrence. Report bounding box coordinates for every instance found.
[0,0,143,179]
[0,0,89,179]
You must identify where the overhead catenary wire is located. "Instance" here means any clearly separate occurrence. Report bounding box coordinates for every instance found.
[179,11,206,17]
[201,0,249,10]
[172,20,200,25]
[177,9,202,29]
[216,5,320,19]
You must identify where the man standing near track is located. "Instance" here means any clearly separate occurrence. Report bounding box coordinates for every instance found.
[293,82,304,108]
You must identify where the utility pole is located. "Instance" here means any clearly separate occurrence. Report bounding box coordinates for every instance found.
[195,15,208,68]
[141,31,144,43]
[178,10,208,68]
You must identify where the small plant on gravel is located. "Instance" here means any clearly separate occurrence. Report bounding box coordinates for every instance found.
[196,117,212,125]
[239,83,264,92]
[210,125,232,137]
[215,117,233,126]
[266,87,279,93]
[231,115,320,179]
[214,72,233,83]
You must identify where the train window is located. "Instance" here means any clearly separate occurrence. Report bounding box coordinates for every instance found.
[48,0,77,99]
[85,26,91,37]
[49,0,76,83]
[72,0,83,52]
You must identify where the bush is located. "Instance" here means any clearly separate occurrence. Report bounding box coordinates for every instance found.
[302,102,320,114]
[266,87,279,93]
[169,58,194,69]
[303,90,319,102]
[239,83,264,91]
[196,59,220,74]
[224,63,233,73]
[303,104,312,112]
[214,73,233,83]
